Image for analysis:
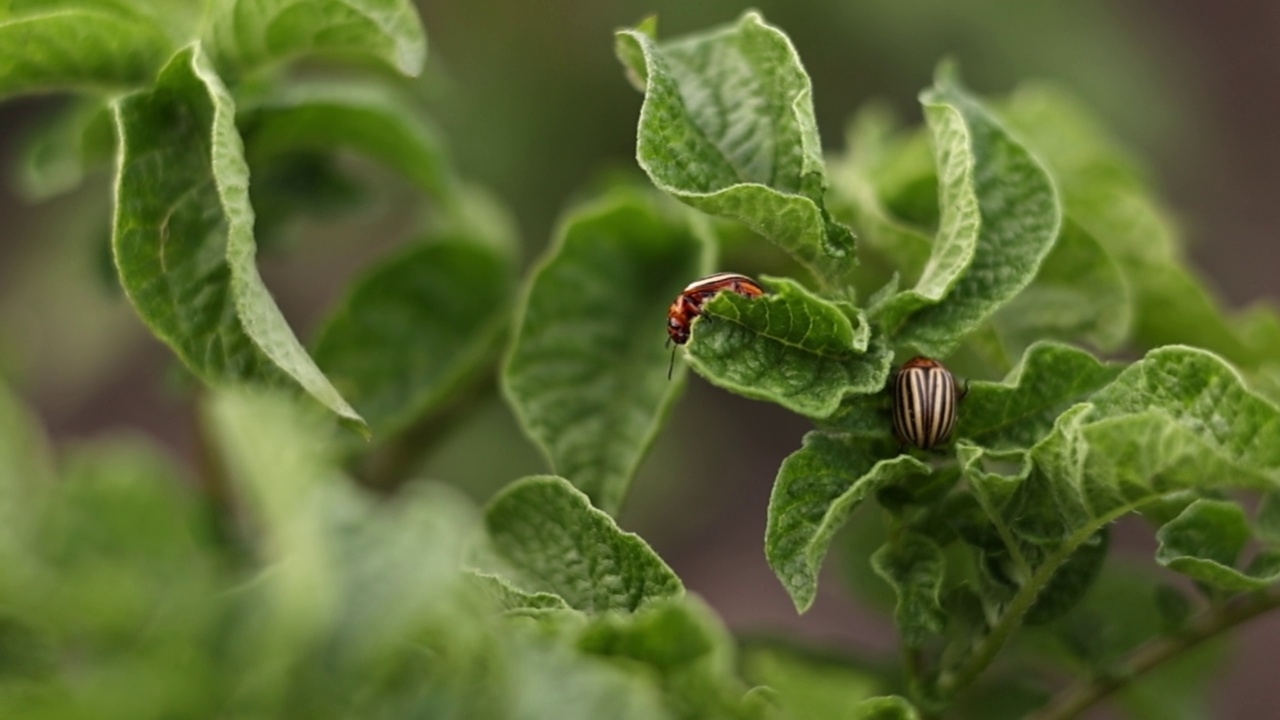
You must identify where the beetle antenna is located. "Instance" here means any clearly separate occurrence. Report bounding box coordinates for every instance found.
[667,345,677,380]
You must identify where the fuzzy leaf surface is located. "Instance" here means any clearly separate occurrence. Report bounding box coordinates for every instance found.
[1080,346,1280,497]
[956,341,1123,449]
[939,346,1280,684]
[872,533,946,646]
[883,67,1060,357]
[468,570,571,613]
[766,431,928,611]
[1156,499,1280,591]
[111,46,362,429]
[1024,528,1108,624]
[503,191,710,514]
[206,0,426,78]
[870,93,979,332]
[687,277,889,418]
[616,11,854,285]
[484,475,683,613]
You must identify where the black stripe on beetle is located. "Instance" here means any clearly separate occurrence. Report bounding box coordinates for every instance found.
[893,356,959,450]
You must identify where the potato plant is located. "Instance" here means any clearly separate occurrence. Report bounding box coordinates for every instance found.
[2,3,1279,718]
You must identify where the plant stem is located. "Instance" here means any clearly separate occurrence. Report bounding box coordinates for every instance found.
[358,371,497,492]
[191,393,239,550]
[1027,586,1280,720]
[939,499,1152,698]
[902,643,926,704]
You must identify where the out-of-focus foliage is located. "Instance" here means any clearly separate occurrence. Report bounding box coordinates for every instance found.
[1,3,1277,720]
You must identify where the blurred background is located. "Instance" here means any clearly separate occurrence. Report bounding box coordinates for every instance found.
[1,1,1277,716]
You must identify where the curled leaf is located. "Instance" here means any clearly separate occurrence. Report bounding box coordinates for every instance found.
[616,11,854,285]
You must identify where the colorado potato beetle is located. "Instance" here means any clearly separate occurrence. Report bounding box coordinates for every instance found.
[666,273,766,378]
[892,356,961,450]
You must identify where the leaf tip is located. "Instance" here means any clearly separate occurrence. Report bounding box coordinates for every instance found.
[933,57,963,87]
[737,9,768,28]
[634,14,659,39]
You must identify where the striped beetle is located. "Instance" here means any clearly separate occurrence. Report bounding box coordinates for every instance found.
[892,356,962,450]
[666,273,766,378]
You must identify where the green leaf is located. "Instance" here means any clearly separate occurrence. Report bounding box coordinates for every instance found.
[956,341,1123,449]
[205,388,351,649]
[869,89,979,334]
[0,5,173,97]
[941,346,1280,694]
[240,81,454,200]
[881,66,1060,357]
[325,481,492,667]
[686,276,890,418]
[1000,84,1280,374]
[1081,346,1280,497]
[247,151,369,249]
[31,436,213,633]
[468,570,571,613]
[312,233,515,437]
[871,533,946,646]
[992,219,1132,353]
[506,641,672,720]
[206,0,427,78]
[112,45,363,430]
[1156,499,1280,592]
[957,442,1082,551]
[766,431,929,612]
[576,597,755,720]
[1025,528,1108,624]
[13,98,115,200]
[503,190,711,514]
[616,14,658,91]
[207,392,500,718]
[849,113,937,233]
[16,435,220,716]
[1031,562,1225,720]
[829,106,932,279]
[484,475,684,613]
[615,11,854,286]
[743,646,879,720]
[851,696,921,720]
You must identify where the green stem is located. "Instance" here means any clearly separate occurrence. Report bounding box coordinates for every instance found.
[972,490,1031,580]
[939,498,1155,698]
[901,643,926,705]
[358,371,497,493]
[191,393,239,551]
[1027,586,1280,720]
